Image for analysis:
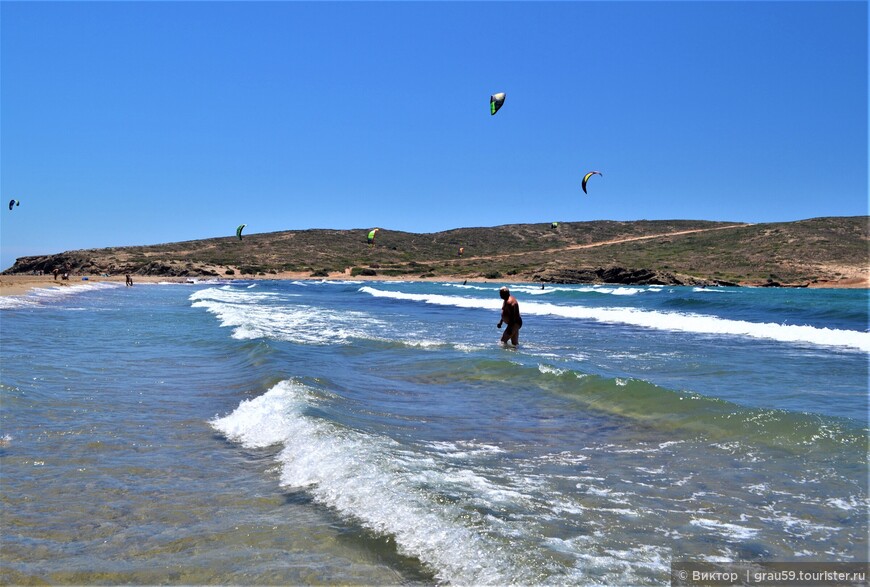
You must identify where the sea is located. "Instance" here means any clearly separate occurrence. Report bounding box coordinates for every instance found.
[1,279,867,585]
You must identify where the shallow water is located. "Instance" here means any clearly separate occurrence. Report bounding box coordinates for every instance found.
[1,281,867,584]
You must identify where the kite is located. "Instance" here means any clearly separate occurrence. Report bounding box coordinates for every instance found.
[581,171,603,194]
[458,247,464,257]
[490,92,506,116]
[8,199,19,210]
[236,224,246,240]
[367,228,379,245]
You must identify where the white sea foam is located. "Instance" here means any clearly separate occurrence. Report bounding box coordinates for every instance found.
[211,380,537,585]
[361,286,503,310]
[0,296,39,309]
[824,496,864,511]
[317,279,363,285]
[441,282,660,297]
[567,542,671,584]
[359,286,870,351]
[453,342,490,353]
[657,441,684,449]
[609,287,645,296]
[757,511,843,537]
[400,339,448,349]
[190,287,496,350]
[191,287,280,303]
[0,282,122,309]
[745,483,770,495]
[212,381,662,584]
[538,364,568,376]
[690,517,760,541]
[635,466,666,475]
[34,281,120,298]
[426,440,506,460]
[539,451,589,466]
[211,381,672,585]
[211,383,294,448]
[441,468,532,506]
[191,287,382,344]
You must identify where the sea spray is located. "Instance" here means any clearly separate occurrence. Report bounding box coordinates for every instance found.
[212,380,547,585]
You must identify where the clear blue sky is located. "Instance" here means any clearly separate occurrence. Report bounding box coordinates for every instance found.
[1,1,867,271]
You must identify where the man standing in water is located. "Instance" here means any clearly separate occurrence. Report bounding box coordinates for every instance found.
[497,286,522,346]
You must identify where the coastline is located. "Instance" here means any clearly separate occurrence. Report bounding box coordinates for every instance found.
[1,270,867,298]
[0,271,482,297]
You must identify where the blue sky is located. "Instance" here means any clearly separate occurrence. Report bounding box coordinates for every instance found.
[1,1,867,271]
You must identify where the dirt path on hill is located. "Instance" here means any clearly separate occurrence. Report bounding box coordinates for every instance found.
[464,223,754,262]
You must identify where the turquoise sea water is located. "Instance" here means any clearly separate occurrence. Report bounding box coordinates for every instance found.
[1,280,867,585]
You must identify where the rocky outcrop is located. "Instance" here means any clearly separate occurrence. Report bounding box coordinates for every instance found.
[3,254,220,277]
[3,253,94,275]
[534,267,739,287]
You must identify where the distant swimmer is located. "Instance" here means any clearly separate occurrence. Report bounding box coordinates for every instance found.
[497,286,522,346]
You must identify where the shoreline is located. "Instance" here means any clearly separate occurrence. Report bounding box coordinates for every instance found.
[1,271,867,298]
[0,272,500,297]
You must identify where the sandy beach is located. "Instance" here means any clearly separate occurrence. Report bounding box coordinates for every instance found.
[0,274,176,297]
[0,273,288,297]
[0,271,481,297]
[2,267,866,297]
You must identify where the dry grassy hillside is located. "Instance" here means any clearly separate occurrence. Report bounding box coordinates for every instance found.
[5,217,868,287]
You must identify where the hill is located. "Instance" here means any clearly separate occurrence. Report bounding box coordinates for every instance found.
[4,217,868,287]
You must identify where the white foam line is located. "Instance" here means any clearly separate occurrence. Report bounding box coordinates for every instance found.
[441,283,659,296]
[211,381,532,585]
[191,288,379,344]
[317,279,363,285]
[359,287,870,351]
[0,282,123,309]
[0,296,40,309]
[190,287,280,304]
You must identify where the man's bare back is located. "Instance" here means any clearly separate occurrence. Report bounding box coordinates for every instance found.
[497,287,522,346]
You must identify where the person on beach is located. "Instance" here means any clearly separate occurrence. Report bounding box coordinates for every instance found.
[125,274,133,287]
[497,286,522,346]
